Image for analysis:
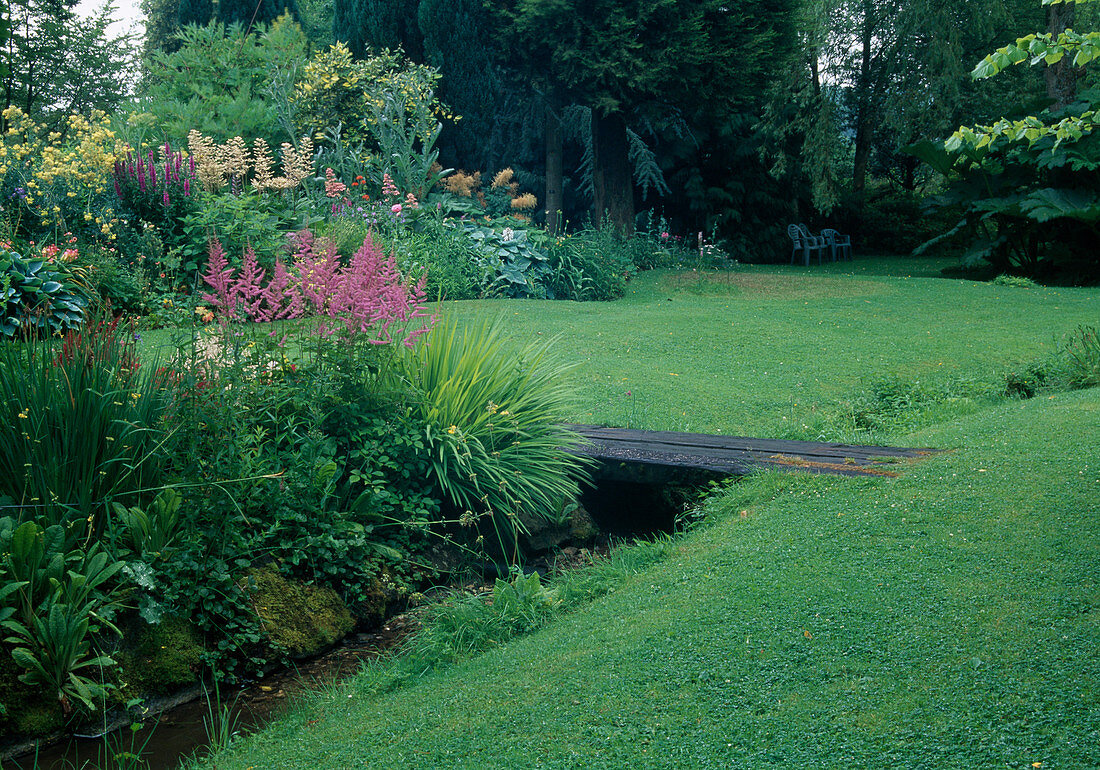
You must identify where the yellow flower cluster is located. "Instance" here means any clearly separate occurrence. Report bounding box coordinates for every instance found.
[1,106,123,237]
[292,43,456,151]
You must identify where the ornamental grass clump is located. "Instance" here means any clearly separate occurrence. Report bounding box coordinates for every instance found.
[398,317,592,560]
[0,313,171,545]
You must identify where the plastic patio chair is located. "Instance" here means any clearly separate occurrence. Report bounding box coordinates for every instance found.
[821,228,853,261]
[788,223,826,266]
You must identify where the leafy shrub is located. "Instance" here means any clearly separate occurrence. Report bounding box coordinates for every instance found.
[991,273,1038,288]
[294,42,449,162]
[0,519,124,716]
[179,189,288,273]
[139,19,306,145]
[0,107,123,247]
[460,221,552,298]
[75,245,146,312]
[0,248,86,336]
[398,317,592,559]
[1003,360,1055,399]
[388,224,479,300]
[539,229,636,301]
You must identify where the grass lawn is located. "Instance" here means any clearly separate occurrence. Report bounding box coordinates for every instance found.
[190,257,1100,768]
[437,257,1099,439]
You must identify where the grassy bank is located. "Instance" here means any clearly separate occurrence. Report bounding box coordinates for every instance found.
[191,261,1099,768]
[198,379,1099,768]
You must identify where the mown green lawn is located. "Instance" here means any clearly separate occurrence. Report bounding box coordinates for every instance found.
[438,257,1098,438]
[194,258,1100,768]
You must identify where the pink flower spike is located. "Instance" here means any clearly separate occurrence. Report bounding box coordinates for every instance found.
[234,246,268,322]
[200,238,237,318]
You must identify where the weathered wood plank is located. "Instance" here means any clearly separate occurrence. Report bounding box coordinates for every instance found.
[566,423,941,480]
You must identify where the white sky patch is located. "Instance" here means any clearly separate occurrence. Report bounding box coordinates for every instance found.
[75,0,145,40]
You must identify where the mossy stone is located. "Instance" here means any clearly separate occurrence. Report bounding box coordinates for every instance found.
[241,567,356,658]
[113,613,203,697]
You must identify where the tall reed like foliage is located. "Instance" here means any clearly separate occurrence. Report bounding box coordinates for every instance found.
[399,317,592,560]
[0,314,171,544]
[200,232,432,345]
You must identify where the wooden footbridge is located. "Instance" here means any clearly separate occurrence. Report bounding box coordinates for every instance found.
[567,424,939,483]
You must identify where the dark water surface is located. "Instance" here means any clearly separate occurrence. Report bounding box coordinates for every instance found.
[7,618,413,770]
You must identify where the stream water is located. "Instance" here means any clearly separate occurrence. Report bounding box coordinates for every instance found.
[6,616,415,770]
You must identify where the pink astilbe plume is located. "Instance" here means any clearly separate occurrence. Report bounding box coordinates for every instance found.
[294,237,341,316]
[259,256,301,322]
[233,246,267,321]
[324,235,432,344]
[200,238,237,318]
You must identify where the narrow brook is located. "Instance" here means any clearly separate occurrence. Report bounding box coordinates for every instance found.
[7,616,414,770]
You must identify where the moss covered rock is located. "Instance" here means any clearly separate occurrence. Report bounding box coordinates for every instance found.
[113,614,203,698]
[241,566,355,658]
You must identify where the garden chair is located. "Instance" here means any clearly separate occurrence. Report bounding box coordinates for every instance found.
[821,228,853,261]
[787,223,826,266]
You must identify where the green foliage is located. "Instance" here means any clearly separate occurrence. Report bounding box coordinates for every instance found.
[217,0,300,27]
[334,0,423,59]
[537,227,635,301]
[112,488,183,558]
[841,374,1001,435]
[459,222,552,298]
[178,188,287,272]
[139,19,308,145]
[0,314,170,540]
[1062,323,1100,386]
[2,0,135,130]
[363,89,451,198]
[390,539,672,679]
[991,272,1039,286]
[398,317,591,557]
[124,322,442,677]
[0,248,86,337]
[386,224,480,300]
[913,0,1100,280]
[0,519,124,715]
[293,42,447,163]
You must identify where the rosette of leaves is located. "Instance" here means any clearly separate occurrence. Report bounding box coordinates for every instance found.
[0,519,124,716]
[459,222,553,298]
[0,249,86,337]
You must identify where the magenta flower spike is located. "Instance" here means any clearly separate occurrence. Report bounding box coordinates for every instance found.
[200,238,238,318]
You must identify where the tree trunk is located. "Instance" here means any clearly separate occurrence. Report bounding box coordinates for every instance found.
[1045,2,1077,109]
[851,0,874,194]
[544,96,563,234]
[591,110,634,236]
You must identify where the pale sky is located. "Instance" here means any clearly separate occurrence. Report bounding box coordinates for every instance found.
[75,0,145,39]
